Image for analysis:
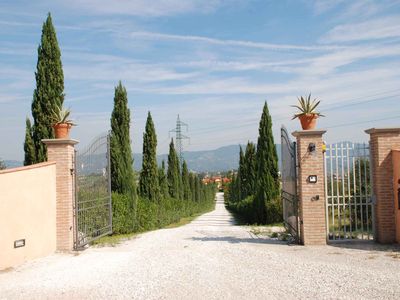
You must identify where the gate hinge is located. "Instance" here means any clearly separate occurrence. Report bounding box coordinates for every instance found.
[70,168,75,175]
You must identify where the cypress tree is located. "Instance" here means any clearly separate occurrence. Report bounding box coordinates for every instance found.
[139,112,159,201]
[244,142,256,198]
[181,160,191,201]
[238,146,245,200]
[254,102,280,224]
[110,81,136,200]
[24,118,36,166]
[158,160,169,200]
[189,173,196,202]
[28,13,64,163]
[195,176,201,202]
[167,139,180,199]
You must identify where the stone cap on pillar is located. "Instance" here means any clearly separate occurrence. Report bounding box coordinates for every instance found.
[42,139,79,146]
[365,128,400,135]
[292,130,326,138]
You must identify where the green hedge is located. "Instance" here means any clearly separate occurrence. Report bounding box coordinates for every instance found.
[112,187,216,234]
[227,195,282,225]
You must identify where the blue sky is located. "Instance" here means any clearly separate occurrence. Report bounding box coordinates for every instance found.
[1,0,400,160]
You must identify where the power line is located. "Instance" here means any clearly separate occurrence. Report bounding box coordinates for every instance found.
[169,115,190,166]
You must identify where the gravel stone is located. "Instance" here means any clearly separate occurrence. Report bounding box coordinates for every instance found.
[1,193,400,299]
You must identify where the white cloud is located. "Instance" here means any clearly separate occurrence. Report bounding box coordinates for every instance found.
[64,0,227,17]
[322,15,400,43]
[129,31,343,51]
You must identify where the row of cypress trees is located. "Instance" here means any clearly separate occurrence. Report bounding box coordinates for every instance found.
[111,97,216,233]
[23,13,216,234]
[227,103,282,224]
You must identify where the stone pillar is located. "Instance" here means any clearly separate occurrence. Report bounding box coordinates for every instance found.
[292,130,327,245]
[365,128,400,244]
[42,139,79,251]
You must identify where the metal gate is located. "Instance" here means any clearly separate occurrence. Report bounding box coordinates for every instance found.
[324,142,374,241]
[281,126,299,243]
[74,133,112,249]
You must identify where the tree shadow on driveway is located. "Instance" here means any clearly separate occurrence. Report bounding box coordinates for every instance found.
[189,236,288,246]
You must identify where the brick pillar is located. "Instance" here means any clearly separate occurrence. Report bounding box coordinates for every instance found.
[292,130,327,245]
[42,139,78,251]
[393,150,400,243]
[365,128,400,244]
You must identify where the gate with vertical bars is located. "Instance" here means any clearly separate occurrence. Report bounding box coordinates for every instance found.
[324,142,374,241]
[74,133,112,249]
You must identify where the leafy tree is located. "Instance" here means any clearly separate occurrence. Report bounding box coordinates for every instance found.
[167,139,180,199]
[181,160,191,201]
[158,160,169,200]
[195,176,201,202]
[24,118,36,166]
[254,102,280,223]
[139,112,159,201]
[110,81,136,200]
[26,13,64,164]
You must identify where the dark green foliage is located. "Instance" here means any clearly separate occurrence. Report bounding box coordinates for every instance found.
[182,161,191,201]
[110,82,136,197]
[167,139,180,199]
[139,112,159,201]
[253,102,280,224]
[28,13,64,163]
[112,193,136,234]
[226,102,281,225]
[158,160,169,200]
[24,118,36,166]
[110,82,136,232]
[243,142,256,198]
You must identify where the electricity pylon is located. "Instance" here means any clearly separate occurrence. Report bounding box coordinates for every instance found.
[169,114,190,166]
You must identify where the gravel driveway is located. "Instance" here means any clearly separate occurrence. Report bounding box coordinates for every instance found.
[1,192,400,299]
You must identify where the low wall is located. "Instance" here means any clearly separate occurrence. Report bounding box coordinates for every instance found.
[0,162,57,270]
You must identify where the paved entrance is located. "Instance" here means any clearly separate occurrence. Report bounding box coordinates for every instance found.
[1,193,399,299]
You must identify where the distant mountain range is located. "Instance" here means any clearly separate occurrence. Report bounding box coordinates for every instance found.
[134,144,282,172]
[4,145,282,173]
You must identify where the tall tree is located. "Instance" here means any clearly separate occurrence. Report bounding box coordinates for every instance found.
[189,173,196,202]
[181,160,191,201]
[110,81,136,201]
[158,160,169,200]
[244,142,256,198]
[27,13,64,163]
[167,139,180,199]
[238,146,245,200]
[254,102,280,223]
[139,112,159,201]
[24,118,36,166]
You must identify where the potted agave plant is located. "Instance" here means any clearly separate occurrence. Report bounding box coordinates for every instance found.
[51,105,76,139]
[292,94,324,130]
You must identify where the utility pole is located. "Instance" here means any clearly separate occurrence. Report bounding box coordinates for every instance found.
[169,114,190,166]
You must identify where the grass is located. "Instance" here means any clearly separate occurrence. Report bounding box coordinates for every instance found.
[91,233,137,247]
[164,212,204,228]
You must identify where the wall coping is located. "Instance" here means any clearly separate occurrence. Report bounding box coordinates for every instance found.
[0,161,56,175]
[292,130,326,138]
[365,128,400,135]
[42,139,79,146]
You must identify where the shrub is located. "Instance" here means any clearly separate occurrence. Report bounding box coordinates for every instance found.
[112,193,136,234]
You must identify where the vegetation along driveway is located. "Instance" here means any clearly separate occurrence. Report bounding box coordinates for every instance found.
[1,193,400,299]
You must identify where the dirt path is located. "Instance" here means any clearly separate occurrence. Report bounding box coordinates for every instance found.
[1,193,400,299]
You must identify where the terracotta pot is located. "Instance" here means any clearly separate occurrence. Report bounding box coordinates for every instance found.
[53,123,72,139]
[299,114,318,130]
